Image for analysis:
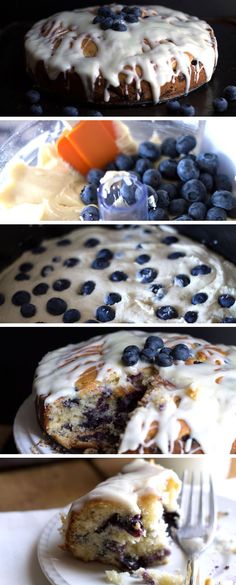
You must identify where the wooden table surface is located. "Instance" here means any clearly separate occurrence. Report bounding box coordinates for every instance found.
[0,458,235,512]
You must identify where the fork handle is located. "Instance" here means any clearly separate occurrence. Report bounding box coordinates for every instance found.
[185,558,199,585]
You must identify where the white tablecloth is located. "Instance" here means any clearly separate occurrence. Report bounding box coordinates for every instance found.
[1,480,236,585]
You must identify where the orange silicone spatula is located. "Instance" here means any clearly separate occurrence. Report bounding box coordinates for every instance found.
[57,120,120,175]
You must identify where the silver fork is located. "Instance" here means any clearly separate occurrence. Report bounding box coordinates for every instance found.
[171,471,217,585]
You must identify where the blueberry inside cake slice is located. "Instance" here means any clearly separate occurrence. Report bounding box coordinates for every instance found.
[62,459,180,570]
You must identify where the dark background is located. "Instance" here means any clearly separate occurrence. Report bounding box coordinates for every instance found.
[1,0,236,25]
[1,325,236,426]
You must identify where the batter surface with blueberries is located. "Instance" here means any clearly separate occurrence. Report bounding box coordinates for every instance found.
[0,226,235,323]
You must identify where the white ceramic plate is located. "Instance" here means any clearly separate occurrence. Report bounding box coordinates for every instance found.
[13,395,58,454]
[38,497,236,585]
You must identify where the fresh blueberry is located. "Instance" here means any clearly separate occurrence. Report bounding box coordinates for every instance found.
[123,13,139,22]
[63,309,81,323]
[161,137,178,158]
[87,168,104,186]
[155,190,169,208]
[223,85,236,101]
[180,103,196,116]
[161,236,179,245]
[222,316,236,323]
[57,239,71,246]
[120,183,136,205]
[90,110,103,117]
[210,190,234,210]
[175,214,192,221]
[181,180,207,202]
[80,184,98,205]
[33,283,49,295]
[46,298,67,316]
[143,169,161,189]
[149,208,168,220]
[20,303,36,318]
[105,292,122,305]
[137,268,157,283]
[115,153,134,170]
[192,292,208,304]
[84,238,100,247]
[100,16,114,29]
[110,271,128,281]
[218,294,235,308]
[80,205,100,221]
[112,20,127,31]
[159,159,178,180]
[206,207,227,220]
[96,305,116,322]
[177,158,200,182]
[80,281,96,295]
[144,335,164,350]
[169,198,187,216]
[30,104,43,115]
[214,174,232,192]
[188,202,207,220]
[25,89,41,104]
[63,258,79,268]
[191,264,211,276]
[135,158,152,175]
[32,245,46,254]
[150,284,166,299]
[41,265,54,277]
[196,153,218,175]
[213,98,228,113]
[155,350,174,367]
[160,183,178,200]
[140,347,156,362]
[20,262,33,272]
[122,345,140,366]
[62,106,80,116]
[174,274,190,287]
[12,291,30,306]
[138,141,160,160]
[135,254,151,264]
[171,343,190,360]
[156,305,178,320]
[15,273,30,281]
[166,99,181,113]
[176,135,197,155]
[200,172,214,192]
[97,6,113,16]
[184,311,198,323]
[168,252,186,260]
[0,293,5,305]
[53,279,71,291]
[91,257,110,269]
[97,248,114,261]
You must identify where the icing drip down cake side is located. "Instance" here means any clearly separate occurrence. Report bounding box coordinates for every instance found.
[62,459,181,570]
[0,226,236,324]
[25,5,218,104]
[33,330,236,455]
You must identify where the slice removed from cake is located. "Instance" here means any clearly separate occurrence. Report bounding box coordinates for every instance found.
[63,459,181,570]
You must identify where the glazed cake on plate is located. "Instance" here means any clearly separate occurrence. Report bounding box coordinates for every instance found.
[0,226,236,324]
[25,5,218,105]
[63,459,181,570]
[33,330,236,454]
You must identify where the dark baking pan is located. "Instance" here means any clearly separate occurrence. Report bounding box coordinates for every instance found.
[1,325,236,435]
[0,224,236,272]
[0,18,235,116]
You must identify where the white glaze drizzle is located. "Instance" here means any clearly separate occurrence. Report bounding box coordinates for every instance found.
[33,329,236,455]
[70,459,181,514]
[25,5,218,103]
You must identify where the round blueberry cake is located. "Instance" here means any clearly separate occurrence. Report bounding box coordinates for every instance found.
[63,459,181,569]
[0,226,236,324]
[25,4,218,104]
[34,330,236,454]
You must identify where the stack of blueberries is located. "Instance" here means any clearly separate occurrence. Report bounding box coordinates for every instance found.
[93,5,142,31]
[80,134,235,221]
[122,335,191,367]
